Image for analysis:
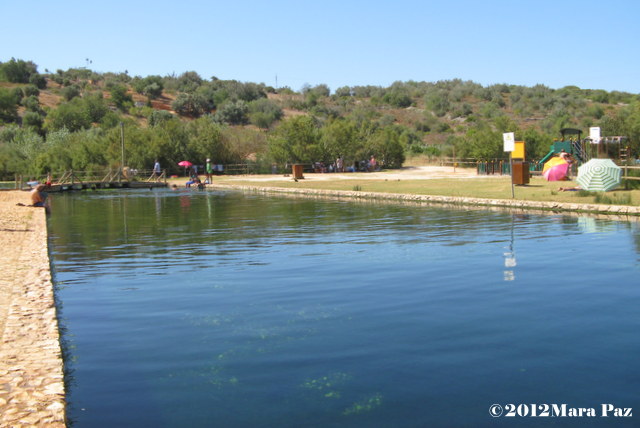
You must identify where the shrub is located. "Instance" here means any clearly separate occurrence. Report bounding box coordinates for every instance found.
[22,111,44,129]
[334,86,352,97]
[177,71,203,93]
[44,99,92,132]
[109,84,133,111]
[29,73,47,89]
[0,88,19,123]
[0,58,38,83]
[171,93,210,118]
[383,88,412,108]
[83,93,109,123]
[62,85,81,101]
[214,100,249,125]
[425,91,450,117]
[12,87,24,104]
[22,95,41,112]
[132,75,164,99]
[148,110,174,127]
[248,98,283,129]
[23,85,40,97]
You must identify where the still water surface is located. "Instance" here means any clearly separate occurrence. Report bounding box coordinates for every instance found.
[47,189,640,427]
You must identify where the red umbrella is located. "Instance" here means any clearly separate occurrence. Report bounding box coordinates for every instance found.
[178,160,193,176]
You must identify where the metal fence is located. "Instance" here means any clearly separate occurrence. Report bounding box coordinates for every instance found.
[476,160,511,175]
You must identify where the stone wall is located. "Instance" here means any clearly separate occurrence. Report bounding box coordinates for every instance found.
[209,184,640,217]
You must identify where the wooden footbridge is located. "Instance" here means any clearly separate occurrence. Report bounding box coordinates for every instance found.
[16,169,168,192]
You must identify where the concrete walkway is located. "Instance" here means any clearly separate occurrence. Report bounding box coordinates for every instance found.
[0,191,66,427]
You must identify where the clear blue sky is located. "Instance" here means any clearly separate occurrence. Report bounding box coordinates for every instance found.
[2,0,638,93]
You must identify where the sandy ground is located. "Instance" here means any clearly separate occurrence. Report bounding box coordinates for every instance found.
[221,166,492,182]
[0,190,66,426]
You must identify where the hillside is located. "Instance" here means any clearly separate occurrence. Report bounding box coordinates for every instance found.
[1,59,639,179]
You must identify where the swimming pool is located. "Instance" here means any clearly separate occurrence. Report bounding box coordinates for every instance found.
[48,189,640,427]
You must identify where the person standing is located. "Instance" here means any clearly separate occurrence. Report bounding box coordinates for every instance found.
[152,159,161,181]
[205,158,213,184]
[336,156,344,172]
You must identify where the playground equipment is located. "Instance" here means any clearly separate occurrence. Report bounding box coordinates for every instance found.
[478,128,635,179]
[583,135,629,162]
[538,128,587,167]
[536,128,632,172]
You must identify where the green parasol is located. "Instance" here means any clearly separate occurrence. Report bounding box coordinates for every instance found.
[576,158,621,192]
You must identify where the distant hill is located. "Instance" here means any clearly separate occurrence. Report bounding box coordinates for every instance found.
[1,58,638,179]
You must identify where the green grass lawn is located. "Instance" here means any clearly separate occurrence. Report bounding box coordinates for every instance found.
[172,173,640,207]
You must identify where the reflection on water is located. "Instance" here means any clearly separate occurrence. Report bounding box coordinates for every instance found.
[48,189,640,427]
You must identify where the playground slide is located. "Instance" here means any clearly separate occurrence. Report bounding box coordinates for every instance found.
[539,149,555,165]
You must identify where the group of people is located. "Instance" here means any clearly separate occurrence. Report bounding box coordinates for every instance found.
[186,158,215,188]
[314,156,379,173]
[186,170,205,189]
[150,158,218,188]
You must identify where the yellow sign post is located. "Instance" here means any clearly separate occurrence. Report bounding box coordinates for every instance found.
[512,141,525,160]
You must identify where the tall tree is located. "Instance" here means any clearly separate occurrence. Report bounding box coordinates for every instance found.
[0,88,18,123]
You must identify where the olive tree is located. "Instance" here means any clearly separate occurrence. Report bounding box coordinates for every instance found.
[172,93,210,118]
[0,88,19,123]
[248,98,283,129]
[0,58,38,83]
[268,115,322,164]
[214,100,249,125]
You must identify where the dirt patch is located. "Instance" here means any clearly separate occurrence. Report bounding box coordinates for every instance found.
[219,166,496,183]
[38,90,62,109]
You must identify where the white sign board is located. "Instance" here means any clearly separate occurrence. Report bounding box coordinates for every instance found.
[503,132,515,152]
[589,127,601,144]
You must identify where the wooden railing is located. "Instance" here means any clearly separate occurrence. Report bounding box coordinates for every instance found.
[437,157,481,168]
[16,168,168,187]
[621,165,640,181]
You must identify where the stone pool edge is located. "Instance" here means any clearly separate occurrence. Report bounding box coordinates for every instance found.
[0,191,66,427]
[208,184,640,217]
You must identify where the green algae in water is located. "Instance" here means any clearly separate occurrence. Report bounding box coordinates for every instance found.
[343,393,383,415]
[302,372,352,399]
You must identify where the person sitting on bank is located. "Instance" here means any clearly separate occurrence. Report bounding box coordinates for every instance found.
[186,174,202,188]
[31,184,48,207]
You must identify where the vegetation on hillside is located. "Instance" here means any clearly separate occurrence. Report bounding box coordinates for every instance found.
[1,57,639,180]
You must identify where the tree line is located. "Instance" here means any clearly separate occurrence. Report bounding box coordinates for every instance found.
[1,57,639,180]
